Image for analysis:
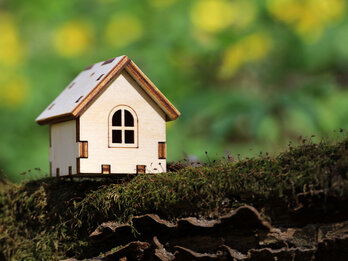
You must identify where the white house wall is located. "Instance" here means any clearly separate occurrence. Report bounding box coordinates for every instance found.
[50,120,79,176]
[79,71,166,174]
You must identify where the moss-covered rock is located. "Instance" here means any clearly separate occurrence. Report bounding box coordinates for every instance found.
[0,137,347,260]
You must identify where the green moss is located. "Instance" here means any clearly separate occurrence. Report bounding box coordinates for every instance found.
[0,137,347,260]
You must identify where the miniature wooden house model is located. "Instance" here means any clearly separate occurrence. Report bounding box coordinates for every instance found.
[36,56,180,176]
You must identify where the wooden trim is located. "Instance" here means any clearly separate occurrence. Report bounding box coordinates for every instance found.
[79,141,88,158]
[73,56,131,117]
[36,113,75,126]
[49,162,52,177]
[125,61,180,121]
[68,166,72,175]
[108,105,139,148]
[76,158,80,174]
[136,165,146,174]
[49,124,52,147]
[56,168,60,177]
[158,142,167,159]
[76,117,80,142]
[102,164,111,174]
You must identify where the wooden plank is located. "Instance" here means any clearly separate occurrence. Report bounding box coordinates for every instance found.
[76,158,80,174]
[136,165,146,174]
[56,168,60,177]
[76,117,80,142]
[69,166,72,175]
[79,141,88,158]
[36,113,75,126]
[158,142,167,159]
[102,164,110,174]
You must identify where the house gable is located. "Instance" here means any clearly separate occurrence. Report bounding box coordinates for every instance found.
[36,56,180,125]
[78,71,167,174]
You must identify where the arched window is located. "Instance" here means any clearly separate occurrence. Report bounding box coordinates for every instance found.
[109,106,138,147]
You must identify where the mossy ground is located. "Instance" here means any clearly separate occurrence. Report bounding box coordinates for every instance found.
[0,137,347,260]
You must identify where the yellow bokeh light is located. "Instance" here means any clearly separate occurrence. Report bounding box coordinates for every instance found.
[191,0,234,33]
[242,33,272,62]
[104,13,143,49]
[267,0,346,42]
[219,33,272,79]
[53,21,93,58]
[0,12,25,67]
[148,0,177,8]
[0,76,30,108]
[191,0,256,34]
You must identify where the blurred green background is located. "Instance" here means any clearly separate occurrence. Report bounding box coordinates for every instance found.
[1,0,348,182]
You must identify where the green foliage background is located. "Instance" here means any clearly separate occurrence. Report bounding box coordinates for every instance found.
[1,0,348,182]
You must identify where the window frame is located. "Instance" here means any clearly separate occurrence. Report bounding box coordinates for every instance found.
[108,105,138,148]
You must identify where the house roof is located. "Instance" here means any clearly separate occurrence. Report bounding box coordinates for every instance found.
[36,55,180,125]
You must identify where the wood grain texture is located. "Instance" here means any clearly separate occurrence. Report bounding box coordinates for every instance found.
[76,117,80,142]
[158,142,167,159]
[136,165,146,174]
[102,164,110,174]
[79,141,88,158]
[79,71,167,174]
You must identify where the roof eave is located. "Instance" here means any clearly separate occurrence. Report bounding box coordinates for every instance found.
[35,113,75,126]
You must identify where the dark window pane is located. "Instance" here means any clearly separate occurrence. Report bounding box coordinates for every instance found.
[112,130,122,143]
[125,130,134,144]
[112,110,121,126]
[124,110,134,126]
